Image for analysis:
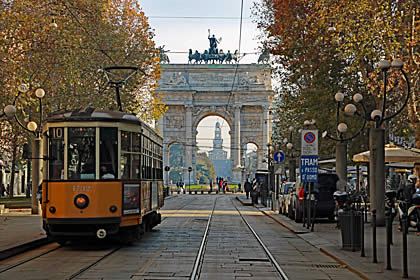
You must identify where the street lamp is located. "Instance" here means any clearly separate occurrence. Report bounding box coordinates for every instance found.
[164,166,170,195]
[285,125,298,182]
[343,59,411,226]
[188,166,192,193]
[3,85,45,214]
[321,92,367,191]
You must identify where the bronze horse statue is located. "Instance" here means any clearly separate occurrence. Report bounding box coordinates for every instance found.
[188,49,201,64]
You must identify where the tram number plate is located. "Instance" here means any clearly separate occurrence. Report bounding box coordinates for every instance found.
[73,185,91,192]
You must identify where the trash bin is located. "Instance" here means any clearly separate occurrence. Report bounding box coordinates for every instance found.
[338,211,361,250]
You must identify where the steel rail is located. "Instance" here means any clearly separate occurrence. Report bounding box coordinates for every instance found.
[233,200,289,280]
[0,245,61,274]
[67,246,121,280]
[190,197,218,280]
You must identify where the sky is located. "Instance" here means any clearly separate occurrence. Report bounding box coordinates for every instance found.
[140,0,263,156]
[140,0,262,64]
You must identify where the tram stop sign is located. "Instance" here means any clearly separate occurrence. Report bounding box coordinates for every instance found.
[273,151,285,163]
[301,130,318,182]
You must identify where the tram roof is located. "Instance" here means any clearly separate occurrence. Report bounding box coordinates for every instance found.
[46,107,141,124]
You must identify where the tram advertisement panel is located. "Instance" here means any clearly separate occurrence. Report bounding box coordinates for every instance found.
[151,183,158,209]
[123,184,140,215]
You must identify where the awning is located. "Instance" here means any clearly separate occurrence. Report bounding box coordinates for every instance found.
[352,144,420,163]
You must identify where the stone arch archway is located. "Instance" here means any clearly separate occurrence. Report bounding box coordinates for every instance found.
[157,64,273,184]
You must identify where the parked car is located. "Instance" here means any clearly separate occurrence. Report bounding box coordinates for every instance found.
[292,174,339,222]
[279,182,295,215]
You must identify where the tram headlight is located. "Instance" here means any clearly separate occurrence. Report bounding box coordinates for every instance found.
[74,194,89,209]
[49,206,56,213]
[109,205,117,213]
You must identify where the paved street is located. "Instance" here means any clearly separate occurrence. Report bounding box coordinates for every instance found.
[0,194,365,279]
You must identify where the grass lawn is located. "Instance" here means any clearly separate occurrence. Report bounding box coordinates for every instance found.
[0,197,31,203]
[169,184,240,191]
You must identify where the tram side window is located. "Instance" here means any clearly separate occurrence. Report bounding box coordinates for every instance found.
[48,128,64,180]
[121,131,141,180]
[68,128,96,180]
[100,127,117,179]
[132,133,141,179]
[121,131,131,179]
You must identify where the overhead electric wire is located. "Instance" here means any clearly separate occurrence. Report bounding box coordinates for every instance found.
[149,16,251,20]
[220,0,244,131]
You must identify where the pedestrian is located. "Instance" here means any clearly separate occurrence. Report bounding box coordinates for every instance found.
[223,180,227,193]
[397,174,418,231]
[244,179,252,199]
[238,183,241,192]
[0,184,5,197]
[218,180,222,192]
[210,180,213,192]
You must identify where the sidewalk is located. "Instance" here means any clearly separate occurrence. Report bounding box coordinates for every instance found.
[236,195,420,279]
[0,211,49,260]
[263,207,420,279]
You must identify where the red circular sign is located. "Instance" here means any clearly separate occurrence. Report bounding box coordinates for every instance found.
[304,132,316,143]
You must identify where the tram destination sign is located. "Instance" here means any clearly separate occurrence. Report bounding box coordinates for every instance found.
[301,130,318,156]
[300,155,318,182]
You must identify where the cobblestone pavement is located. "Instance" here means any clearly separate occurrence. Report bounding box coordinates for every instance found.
[0,194,365,279]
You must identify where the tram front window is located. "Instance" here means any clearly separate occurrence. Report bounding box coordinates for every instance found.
[68,127,96,180]
[100,127,117,179]
[48,128,64,180]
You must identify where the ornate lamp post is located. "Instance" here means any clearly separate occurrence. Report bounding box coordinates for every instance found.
[344,59,410,226]
[284,125,299,182]
[4,85,45,214]
[321,91,367,191]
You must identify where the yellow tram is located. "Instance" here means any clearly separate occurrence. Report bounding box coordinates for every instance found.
[40,107,164,243]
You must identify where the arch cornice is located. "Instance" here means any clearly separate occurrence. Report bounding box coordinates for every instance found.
[192,106,233,130]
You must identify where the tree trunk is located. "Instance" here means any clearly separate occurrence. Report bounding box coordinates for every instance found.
[9,140,17,199]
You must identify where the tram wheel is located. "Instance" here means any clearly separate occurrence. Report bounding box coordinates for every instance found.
[55,239,69,246]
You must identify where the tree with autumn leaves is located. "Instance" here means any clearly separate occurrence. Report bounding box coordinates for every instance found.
[0,0,166,197]
[254,0,419,174]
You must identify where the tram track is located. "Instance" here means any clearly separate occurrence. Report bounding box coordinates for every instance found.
[0,244,61,274]
[190,197,288,280]
[67,246,122,280]
[232,200,289,280]
[190,197,218,280]
[67,195,200,279]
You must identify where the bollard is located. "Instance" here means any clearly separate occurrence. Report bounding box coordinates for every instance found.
[372,209,377,263]
[303,197,307,227]
[311,199,317,232]
[361,206,365,257]
[351,209,355,252]
[307,184,312,230]
[386,210,392,270]
[402,211,408,278]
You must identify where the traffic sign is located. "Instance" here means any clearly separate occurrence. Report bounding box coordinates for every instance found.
[300,155,318,182]
[301,129,318,155]
[273,151,285,163]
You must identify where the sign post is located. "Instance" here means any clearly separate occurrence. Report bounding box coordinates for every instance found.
[301,129,318,231]
[300,130,319,182]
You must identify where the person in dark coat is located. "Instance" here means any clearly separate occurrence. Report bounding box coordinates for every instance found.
[244,179,252,199]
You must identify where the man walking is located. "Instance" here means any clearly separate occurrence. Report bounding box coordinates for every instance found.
[244,179,252,199]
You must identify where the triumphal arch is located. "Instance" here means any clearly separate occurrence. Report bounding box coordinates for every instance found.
[157,63,273,184]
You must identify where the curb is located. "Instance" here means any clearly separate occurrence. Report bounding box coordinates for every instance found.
[0,237,52,261]
[235,196,253,206]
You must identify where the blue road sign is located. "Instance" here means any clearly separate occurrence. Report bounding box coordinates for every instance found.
[300,155,318,182]
[273,151,285,163]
